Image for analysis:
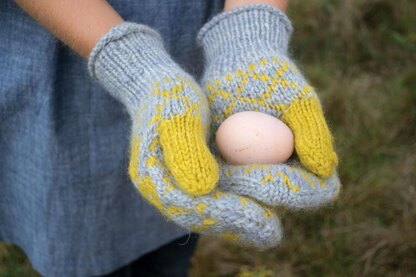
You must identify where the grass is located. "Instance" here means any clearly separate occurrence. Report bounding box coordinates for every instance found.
[0,244,39,277]
[1,0,415,276]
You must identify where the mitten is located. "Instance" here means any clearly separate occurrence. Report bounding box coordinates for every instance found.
[89,22,218,195]
[198,5,341,209]
[88,22,283,248]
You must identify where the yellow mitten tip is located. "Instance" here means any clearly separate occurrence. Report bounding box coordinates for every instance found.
[282,96,339,178]
[300,151,338,178]
[178,165,219,196]
[159,112,219,196]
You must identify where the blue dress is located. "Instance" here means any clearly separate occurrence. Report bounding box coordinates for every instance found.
[0,0,224,276]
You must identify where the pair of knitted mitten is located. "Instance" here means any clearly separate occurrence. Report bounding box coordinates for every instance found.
[88,7,341,248]
[88,23,283,249]
[197,5,341,210]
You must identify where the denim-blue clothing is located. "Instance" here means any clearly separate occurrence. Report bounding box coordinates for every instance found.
[0,1,224,276]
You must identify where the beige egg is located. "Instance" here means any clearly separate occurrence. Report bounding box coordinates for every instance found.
[215,111,294,165]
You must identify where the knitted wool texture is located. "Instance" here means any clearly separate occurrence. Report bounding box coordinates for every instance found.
[89,23,218,196]
[198,5,341,208]
[88,22,284,248]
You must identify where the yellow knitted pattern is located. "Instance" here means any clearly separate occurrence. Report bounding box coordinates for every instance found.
[159,112,219,195]
[205,57,338,177]
[128,133,243,241]
[282,95,339,177]
[128,136,164,212]
[130,77,218,196]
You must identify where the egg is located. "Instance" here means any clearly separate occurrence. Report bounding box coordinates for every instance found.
[215,111,294,165]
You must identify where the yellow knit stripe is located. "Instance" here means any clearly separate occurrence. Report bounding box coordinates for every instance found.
[275,171,300,192]
[214,79,221,87]
[128,135,141,183]
[212,114,223,123]
[154,77,208,107]
[212,191,223,199]
[184,103,200,115]
[216,89,231,99]
[202,218,217,225]
[164,184,175,192]
[259,58,268,66]
[149,137,158,152]
[260,173,274,185]
[224,169,232,177]
[138,176,164,212]
[207,93,215,105]
[191,218,218,232]
[223,101,236,117]
[146,155,160,167]
[236,86,244,94]
[149,114,162,125]
[129,120,165,214]
[163,77,172,83]
[153,89,182,99]
[159,112,219,196]
[271,56,299,73]
[317,178,328,189]
[248,63,257,71]
[166,205,190,216]
[240,197,249,205]
[221,232,239,242]
[263,208,274,218]
[191,225,210,232]
[300,171,317,188]
[205,83,214,92]
[195,203,208,214]
[272,57,280,64]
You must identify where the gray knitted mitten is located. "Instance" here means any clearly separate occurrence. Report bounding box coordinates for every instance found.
[198,5,341,209]
[88,22,283,248]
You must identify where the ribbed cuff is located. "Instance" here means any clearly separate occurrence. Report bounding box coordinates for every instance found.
[88,22,177,116]
[197,4,293,62]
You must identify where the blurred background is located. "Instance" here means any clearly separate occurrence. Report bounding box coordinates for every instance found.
[1,0,415,276]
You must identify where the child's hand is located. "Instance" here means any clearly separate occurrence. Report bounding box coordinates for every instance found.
[89,23,219,196]
[194,4,341,213]
[218,163,340,210]
[198,4,338,178]
[89,23,284,249]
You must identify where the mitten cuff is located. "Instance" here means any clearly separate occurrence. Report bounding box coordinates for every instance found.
[197,4,293,62]
[88,22,177,116]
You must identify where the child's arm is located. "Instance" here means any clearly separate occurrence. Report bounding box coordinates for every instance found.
[14,0,288,57]
[224,0,288,11]
[14,0,123,58]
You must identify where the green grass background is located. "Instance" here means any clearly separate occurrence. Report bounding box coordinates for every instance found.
[1,0,415,276]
